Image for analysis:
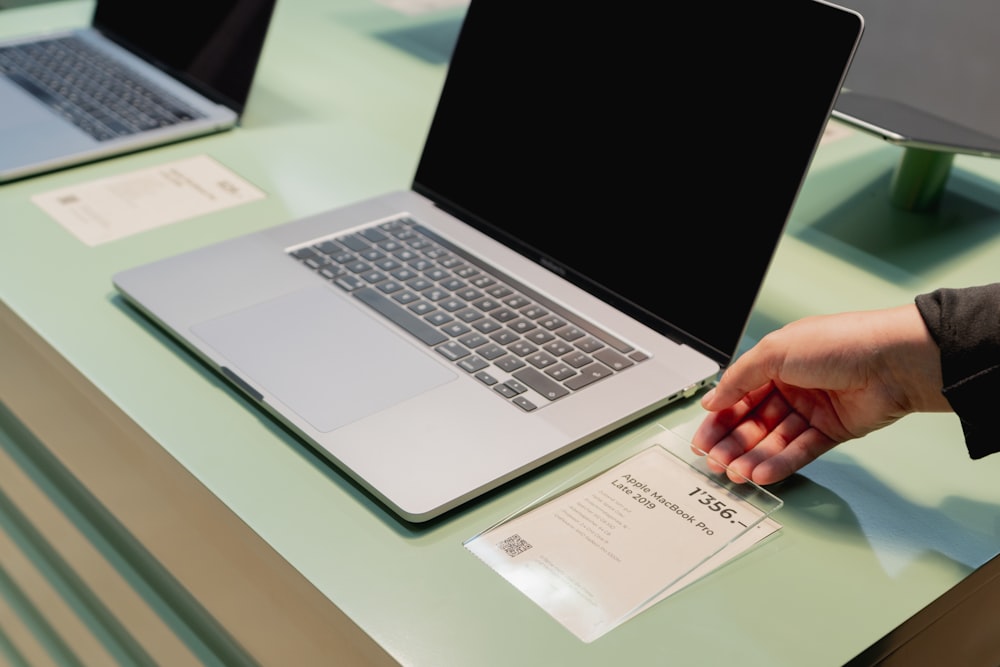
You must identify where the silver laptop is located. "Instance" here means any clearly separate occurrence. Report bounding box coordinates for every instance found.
[113,0,863,523]
[0,0,276,182]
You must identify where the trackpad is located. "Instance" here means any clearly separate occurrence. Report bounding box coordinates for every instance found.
[192,286,456,432]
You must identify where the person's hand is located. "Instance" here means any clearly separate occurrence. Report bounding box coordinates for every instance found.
[691,304,949,485]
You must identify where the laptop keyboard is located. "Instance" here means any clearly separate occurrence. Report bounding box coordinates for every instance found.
[289,217,648,412]
[0,36,205,141]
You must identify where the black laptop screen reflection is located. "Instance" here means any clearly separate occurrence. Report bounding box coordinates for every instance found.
[93,0,276,112]
[414,3,861,365]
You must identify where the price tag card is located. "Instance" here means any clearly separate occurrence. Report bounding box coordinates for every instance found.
[32,154,266,246]
[465,424,782,642]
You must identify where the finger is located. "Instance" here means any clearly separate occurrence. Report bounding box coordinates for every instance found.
[749,421,837,485]
[692,382,776,456]
[702,343,781,411]
[722,407,812,484]
[703,387,795,477]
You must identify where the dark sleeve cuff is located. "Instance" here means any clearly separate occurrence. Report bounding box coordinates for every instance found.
[915,283,1000,459]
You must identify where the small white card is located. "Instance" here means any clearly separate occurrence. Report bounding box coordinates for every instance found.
[465,429,781,642]
[374,0,468,15]
[32,155,266,246]
[821,118,854,144]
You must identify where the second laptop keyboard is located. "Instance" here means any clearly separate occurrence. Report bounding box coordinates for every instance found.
[0,35,204,141]
[289,217,648,412]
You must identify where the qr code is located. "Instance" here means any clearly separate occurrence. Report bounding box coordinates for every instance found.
[497,533,533,557]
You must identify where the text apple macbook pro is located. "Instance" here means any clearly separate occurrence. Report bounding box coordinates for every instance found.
[0,0,277,183]
[113,1,863,522]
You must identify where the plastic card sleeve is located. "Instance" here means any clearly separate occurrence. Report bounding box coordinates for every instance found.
[464,423,783,642]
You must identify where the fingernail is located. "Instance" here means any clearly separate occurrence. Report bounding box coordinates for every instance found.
[701,387,716,406]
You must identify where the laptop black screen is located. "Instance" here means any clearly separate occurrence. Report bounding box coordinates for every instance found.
[414,1,862,366]
[93,0,276,113]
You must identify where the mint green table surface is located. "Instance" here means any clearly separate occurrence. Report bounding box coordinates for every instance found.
[4,2,1000,665]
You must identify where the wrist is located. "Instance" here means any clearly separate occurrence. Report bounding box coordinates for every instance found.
[880,304,949,412]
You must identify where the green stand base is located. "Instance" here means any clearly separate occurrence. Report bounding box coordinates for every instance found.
[888,147,955,212]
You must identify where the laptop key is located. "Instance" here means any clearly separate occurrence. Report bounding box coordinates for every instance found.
[512,366,570,401]
[353,287,447,346]
[512,396,537,412]
[563,362,613,390]
[594,348,634,371]
[458,355,489,373]
[474,370,498,386]
[436,341,469,361]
